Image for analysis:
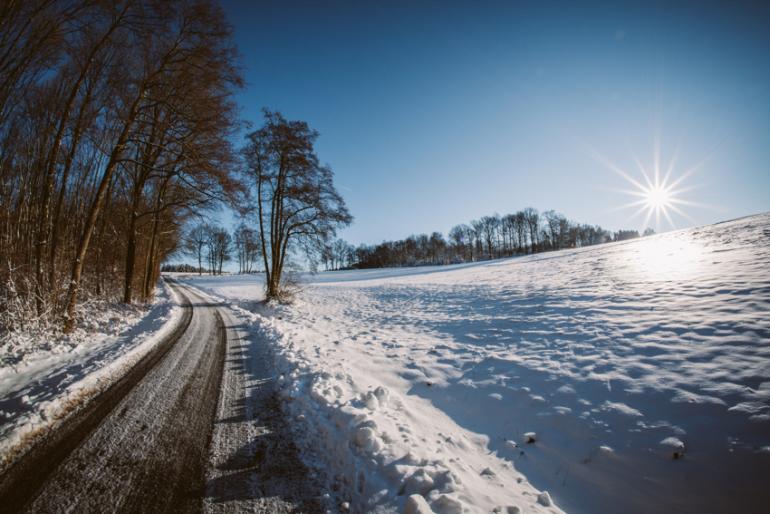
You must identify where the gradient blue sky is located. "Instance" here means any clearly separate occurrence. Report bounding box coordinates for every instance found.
[220,0,770,245]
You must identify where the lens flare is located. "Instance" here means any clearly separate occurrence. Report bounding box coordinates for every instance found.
[588,139,709,232]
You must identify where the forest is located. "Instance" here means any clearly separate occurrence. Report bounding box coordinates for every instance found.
[0,0,244,332]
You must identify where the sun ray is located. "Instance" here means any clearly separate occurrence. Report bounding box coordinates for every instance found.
[667,184,701,196]
[667,155,711,190]
[661,204,676,229]
[662,145,680,188]
[666,202,696,224]
[588,147,650,192]
[641,204,655,231]
[619,189,652,198]
[668,198,711,208]
[653,132,662,191]
[603,199,649,215]
[628,203,652,222]
[631,151,655,190]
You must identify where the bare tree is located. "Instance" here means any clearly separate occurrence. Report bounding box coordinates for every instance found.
[449,224,472,262]
[428,232,446,265]
[479,215,499,259]
[242,110,352,299]
[184,224,210,275]
[522,207,540,253]
[209,227,231,275]
[234,223,261,274]
[544,210,569,250]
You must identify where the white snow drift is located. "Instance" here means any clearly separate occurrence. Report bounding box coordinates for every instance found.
[184,213,770,514]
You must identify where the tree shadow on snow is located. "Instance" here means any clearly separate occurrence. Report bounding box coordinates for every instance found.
[205,322,325,514]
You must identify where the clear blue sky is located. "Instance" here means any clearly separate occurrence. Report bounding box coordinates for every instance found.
[220,0,770,245]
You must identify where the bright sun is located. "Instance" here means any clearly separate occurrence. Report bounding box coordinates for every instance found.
[623,163,693,231]
[644,183,673,210]
[591,141,704,232]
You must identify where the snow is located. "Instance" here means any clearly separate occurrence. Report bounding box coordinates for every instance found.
[182,212,770,513]
[0,281,182,466]
[404,494,433,514]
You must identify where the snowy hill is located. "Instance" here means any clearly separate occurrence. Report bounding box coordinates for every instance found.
[184,212,770,513]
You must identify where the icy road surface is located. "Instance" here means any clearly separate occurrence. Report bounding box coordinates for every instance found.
[0,282,223,511]
[185,212,770,514]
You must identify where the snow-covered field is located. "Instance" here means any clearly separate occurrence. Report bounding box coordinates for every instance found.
[0,282,182,466]
[184,212,770,514]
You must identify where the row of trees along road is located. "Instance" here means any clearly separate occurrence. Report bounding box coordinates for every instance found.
[0,0,242,332]
[1,3,353,332]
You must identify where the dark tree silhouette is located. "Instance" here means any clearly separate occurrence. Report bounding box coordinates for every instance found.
[0,0,242,333]
[242,110,352,299]
[346,207,626,269]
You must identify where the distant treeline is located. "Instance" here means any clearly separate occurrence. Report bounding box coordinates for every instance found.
[163,212,650,276]
[320,209,652,270]
[161,264,201,274]
[168,209,650,274]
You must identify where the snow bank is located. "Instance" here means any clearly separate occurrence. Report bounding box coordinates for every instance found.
[0,281,183,467]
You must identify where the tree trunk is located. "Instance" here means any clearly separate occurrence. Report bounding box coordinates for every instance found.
[63,93,142,332]
[142,177,168,301]
[122,205,138,303]
[142,213,159,301]
[256,168,271,292]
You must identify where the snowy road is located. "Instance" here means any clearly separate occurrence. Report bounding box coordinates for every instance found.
[0,281,226,512]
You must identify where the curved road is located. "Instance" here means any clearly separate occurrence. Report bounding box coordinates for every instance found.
[0,280,226,513]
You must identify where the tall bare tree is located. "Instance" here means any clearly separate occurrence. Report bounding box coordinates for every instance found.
[242,110,352,299]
